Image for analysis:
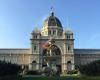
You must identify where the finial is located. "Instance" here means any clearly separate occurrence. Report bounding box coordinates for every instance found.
[51,6,53,12]
[50,0,54,16]
[50,6,54,16]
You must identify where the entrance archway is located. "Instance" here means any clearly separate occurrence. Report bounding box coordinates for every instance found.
[42,45,61,56]
[67,61,72,71]
[42,44,62,73]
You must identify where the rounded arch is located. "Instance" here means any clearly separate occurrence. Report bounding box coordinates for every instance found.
[67,61,72,71]
[67,61,71,64]
[42,44,62,73]
[32,60,37,63]
[42,44,61,56]
[31,60,37,70]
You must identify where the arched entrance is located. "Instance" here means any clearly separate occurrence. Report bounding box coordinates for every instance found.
[29,60,37,71]
[42,39,62,73]
[32,60,37,70]
[67,61,72,71]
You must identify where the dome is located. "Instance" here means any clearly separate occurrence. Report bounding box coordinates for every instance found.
[44,12,62,28]
[32,27,40,34]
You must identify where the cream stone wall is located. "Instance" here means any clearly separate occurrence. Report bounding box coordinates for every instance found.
[0,49,31,65]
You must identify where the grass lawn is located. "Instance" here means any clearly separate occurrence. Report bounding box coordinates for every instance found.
[21,76,100,80]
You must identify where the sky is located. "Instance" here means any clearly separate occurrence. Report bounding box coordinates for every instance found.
[0,0,100,49]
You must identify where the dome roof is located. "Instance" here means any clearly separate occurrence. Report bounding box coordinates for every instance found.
[44,12,62,28]
[32,27,40,34]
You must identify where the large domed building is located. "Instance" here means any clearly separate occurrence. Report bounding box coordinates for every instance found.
[30,12,74,72]
[0,12,100,73]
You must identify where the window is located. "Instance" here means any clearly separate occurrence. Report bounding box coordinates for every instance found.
[34,35,37,39]
[33,45,38,53]
[68,45,71,51]
[67,35,70,39]
[34,45,37,51]
[67,45,73,52]
[59,32,62,36]
[48,30,51,35]
[53,30,56,35]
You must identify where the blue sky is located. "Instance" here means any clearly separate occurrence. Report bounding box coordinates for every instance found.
[0,0,100,48]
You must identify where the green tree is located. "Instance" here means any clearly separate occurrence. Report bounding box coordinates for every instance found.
[0,61,21,77]
[78,60,100,76]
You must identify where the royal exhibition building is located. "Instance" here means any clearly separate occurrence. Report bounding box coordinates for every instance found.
[0,12,100,73]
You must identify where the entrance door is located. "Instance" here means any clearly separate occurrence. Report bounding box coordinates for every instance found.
[67,61,72,71]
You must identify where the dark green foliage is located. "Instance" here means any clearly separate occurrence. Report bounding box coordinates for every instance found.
[67,70,78,74]
[0,61,21,77]
[26,70,41,75]
[78,60,100,76]
[0,75,21,80]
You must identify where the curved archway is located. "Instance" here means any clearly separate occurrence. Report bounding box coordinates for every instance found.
[67,61,72,71]
[42,45,61,56]
[31,60,37,70]
[42,44,62,72]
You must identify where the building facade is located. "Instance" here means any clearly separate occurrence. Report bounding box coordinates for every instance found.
[0,12,100,73]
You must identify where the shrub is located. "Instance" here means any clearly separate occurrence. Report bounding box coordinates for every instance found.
[78,60,100,76]
[67,70,78,74]
[26,70,41,75]
[0,61,21,77]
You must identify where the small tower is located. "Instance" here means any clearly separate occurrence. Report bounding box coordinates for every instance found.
[31,27,41,54]
[30,27,41,70]
[63,28,74,72]
[64,28,74,53]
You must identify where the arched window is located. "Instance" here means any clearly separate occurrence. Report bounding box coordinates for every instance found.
[32,60,36,63]
[32,60,37,70]
[48,30,51,35]
[33,45,38,53]
[68,45,71,51]
[53,30,56,35]
[67,61,72,71]
[34,45,37,51]
[67,35,70,39]
[34,35,37,39]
